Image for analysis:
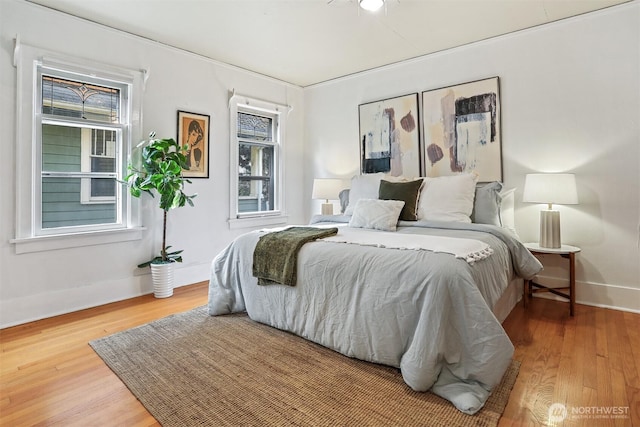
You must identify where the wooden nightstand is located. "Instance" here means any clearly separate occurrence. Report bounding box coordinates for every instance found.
[523,243,581,316]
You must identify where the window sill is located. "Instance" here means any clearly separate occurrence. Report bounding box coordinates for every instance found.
[228,215,288,230]
[10,227,145,254]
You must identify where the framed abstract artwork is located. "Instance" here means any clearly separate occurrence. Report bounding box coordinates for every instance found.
[358,93,420,177]
[422,77,502,182]
[177,110,210,178]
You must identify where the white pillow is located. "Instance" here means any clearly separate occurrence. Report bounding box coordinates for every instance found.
[498,188,520,239]
[349,199,405,232]
[344,173,385,215]
[417,173,479,222]
[344,173,407,215]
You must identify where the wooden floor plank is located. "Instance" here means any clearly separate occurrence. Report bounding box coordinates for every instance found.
[619,312,640,390]
[583,306,600,391]
[554,309,576,407]
[1,282,638,426]
[627,385,640,425]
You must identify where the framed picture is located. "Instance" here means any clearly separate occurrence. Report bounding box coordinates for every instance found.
[177,110,210,178]
[358,93,420,177]
[422,77,502,182]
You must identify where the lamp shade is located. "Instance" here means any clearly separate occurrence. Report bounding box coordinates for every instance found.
[312,178,344,216]
[523,174,578,206]
[312,178,344,201]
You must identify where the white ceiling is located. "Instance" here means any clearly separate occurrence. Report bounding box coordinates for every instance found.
[26,0,631,87]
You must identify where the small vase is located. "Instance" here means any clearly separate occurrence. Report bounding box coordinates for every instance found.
[150,263,174,298]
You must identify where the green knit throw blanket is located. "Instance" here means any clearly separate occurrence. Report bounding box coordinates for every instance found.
[253,226,339,286]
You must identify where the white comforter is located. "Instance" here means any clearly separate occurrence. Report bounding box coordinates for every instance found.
[208,220,542,414]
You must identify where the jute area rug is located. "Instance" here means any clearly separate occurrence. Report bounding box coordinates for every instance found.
[90,306,519,427]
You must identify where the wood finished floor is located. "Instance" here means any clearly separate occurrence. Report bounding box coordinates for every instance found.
[1,282,638,426]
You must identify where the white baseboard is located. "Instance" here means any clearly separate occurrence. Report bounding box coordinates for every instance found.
[531,274,640,314]
[0,262,211,329]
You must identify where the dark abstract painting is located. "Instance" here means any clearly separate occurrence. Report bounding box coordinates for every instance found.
[422,77,502,182]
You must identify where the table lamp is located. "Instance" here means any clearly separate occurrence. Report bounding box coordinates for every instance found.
[312,178,344,215]
[523,173,578,248]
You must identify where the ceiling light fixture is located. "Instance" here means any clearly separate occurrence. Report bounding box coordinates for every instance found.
[359,0,384,12]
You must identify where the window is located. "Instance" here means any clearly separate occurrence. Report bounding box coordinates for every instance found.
[83,129,117,202]
[237,112,275,213]
[12,43,144,253]
[229,95,287,228]
[39,75,123,229]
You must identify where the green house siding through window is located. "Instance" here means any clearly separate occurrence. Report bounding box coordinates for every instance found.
[41,124,116,229]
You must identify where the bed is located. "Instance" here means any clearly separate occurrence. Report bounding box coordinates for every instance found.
[208,173,542,415]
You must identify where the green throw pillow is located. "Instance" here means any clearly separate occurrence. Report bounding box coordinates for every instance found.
[378,179,423,221]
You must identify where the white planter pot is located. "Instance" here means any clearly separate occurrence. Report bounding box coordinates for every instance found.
[150,263,174,298]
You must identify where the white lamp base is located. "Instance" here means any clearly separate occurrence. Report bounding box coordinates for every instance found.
[539,210,561,249]
[321,203,334,215]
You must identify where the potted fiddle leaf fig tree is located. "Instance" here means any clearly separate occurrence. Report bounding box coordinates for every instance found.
[124,132,196,298]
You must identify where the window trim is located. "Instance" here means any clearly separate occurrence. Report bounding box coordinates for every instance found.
[228,94,287,229]
[12,42,144,253]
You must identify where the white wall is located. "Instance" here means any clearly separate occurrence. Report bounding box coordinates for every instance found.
[0,0,306,327]
[304,3,640,312]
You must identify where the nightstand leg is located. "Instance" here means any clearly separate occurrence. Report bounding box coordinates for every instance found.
[569,252,575,316]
